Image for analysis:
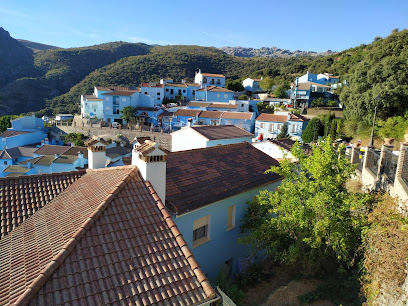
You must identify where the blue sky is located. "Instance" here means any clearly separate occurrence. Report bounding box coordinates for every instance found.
[1,0,407,52]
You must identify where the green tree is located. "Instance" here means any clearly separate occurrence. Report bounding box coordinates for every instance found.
[302,117,324,143]
[327,100,338,107]
[311,97,324,107]
[277,122,289,139]
[0,115,19,133]
[241,138,372,271]
[65,133,86,146]
[225,79,244,92]
[238,94,248,100]
[273,86,288,99]
[260,77,275,91]
[120,106,137,123]
[256,101,265,113]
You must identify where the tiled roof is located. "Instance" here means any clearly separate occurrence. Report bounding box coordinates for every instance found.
[134,141,155,155]
[199,111,223,119]
[2,165,31,173]
[190,125,253,140]
[256,114,288,122]
[0,150,12,159]
[201,73,225,78]
[185,82,201,87]
[221,112,253,120]
[166,142,281,214]
[186,102,212,108]
[0,130,33,138]
[85,138,109,146]
[19,155,56,166]
[164,82,187,88]
[289,113,309,122]
[33,145,70,156]
[106,146,132,159]
[102,90,138,96]
[0,166,215,305]
[15,146,38,157]
[63,146,88,158]
[141,82,163,88]
[197,86,233,92]
[209,103,237,109]
[83,95,102,101]
[271,138,312,155]
[0,170,86,238]
[53,155,78,164]
[292,82,312,91]
[174,109,202,117]
[157,110,174,118]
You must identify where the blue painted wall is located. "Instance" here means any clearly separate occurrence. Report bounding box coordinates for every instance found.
[172,181,281,281]
[0,131,47,150]
[195,91,234,102]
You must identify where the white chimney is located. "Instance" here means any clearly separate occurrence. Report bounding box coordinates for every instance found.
[187,118,192,127]
[87,137,108,169]
[132,140,167,204]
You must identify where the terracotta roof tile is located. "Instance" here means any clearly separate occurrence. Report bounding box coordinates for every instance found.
[190,125,253,140]
[196,86,233,92]
[198,111,223,119]
[270,138,312,155]
[33,145,70,156]
[136,106,159,112]
[101,90,138,96]
[221,111,253,120]
[106,146,131,159]
[0,166,215,305]
[174,109,202,117]
[200,73,225,78]
[186,102,212,108]
[166,142,281,214]
[164,83,187,88]
[157,110,174,118]
[2,165,31,173]
[96,86,137,92]
[256,114,288,122]
[209,103,237,109]
[63,146,88,158]
[289,113,309,122]
[19,155,55,166]
[0,170,86,238]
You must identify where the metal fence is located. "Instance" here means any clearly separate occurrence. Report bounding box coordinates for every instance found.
[383,151,398,183]
[368,151,381,175]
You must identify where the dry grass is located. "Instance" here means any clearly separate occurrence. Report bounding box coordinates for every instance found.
[304,108,344,118]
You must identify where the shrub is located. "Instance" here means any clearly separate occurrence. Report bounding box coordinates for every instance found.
[327,100,338,107]
[238,94,248,100]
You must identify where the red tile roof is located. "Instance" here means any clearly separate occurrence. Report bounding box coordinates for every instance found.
[199,111,223,119]
[189,125,253,140]
[166,142,281,214]
[95,86,137,92]
[221,112,253,120]
[174,109,202,117]
[101,90,138,96]
[63,146,88,158]
[157,110,174,118]
[141,82,164,88]
[0,166,215,305]
[289,113,309,122]
[201,73,225,78]
[0,170,86,238]
[256,114,288,122]
[187,102,212,108]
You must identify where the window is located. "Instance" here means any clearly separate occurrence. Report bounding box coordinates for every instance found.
[157,92,160,95]
[260,123,265,128]
[106,106,110,110]
[268,124,274,132]
[211,79,215,84]
[193,90,195,94]
[178,89,181,95]
[193,216,210,248]
[217,94,220,98]
[290,124,297,133]
[183,89,186,93]
[224,94,228,98]
[3,161,7,165]
[144,92,148,95]
[166,88,169,92]
[241,104,244,107]
[122,98,126,102]
[277,124,282,130]
[170,89,174,94]
[227,205,236,231]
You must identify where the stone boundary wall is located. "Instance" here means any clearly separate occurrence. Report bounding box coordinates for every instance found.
[50,126,172,151]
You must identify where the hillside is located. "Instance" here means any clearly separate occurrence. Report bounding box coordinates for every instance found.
[219,46,337,58]
[0,34,151,115]
[17,39,60,52]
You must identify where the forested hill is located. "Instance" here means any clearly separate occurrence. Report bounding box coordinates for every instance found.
[17,39,60,53]
[219,46,337,58]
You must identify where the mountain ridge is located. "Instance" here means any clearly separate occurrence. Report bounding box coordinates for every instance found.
[219,46,337,58]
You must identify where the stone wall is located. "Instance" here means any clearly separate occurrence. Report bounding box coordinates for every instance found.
[50,126,172,151]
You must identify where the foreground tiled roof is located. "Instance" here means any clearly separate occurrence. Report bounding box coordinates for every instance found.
[0,130,33,138]
[2,165,31,174]
[53,155,78,164]
[166,142,281,214]
[106,146,132,159]
[33,145,70,156]
[190,125,253,140]
[0,170,86,238]
[256,114,288,122]
[0,166,216,305]
[186,102,212,108]
[63,146,88,158]
[271,138,312,155]
[201,73,225,78]
[19,155,56,166]
[83,95,101,100]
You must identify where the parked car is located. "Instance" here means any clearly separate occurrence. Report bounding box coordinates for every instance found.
[112,122,120,128]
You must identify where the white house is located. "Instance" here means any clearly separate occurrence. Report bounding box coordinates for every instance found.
[298,71,339,85]
[171,125,253,152]
[253,138,312,161]
[140,82,164,104]
[242,77,262,91]
[195,69,226,88]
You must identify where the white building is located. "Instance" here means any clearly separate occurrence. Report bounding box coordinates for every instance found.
[194,69,226,88]
[242,77,262,91]
[141,82,164,104]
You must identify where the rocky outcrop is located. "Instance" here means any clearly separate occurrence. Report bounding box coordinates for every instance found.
[219,46,337,58]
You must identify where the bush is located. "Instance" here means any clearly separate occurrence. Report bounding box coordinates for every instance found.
[327,100,338,107]
[216,271,243,304]
[65,132,86,146]
[311,97,324,107]
[238,94,248,100]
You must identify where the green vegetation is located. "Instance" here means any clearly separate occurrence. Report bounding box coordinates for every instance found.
[238,94,248,100]
[0,115,19,132]
[120,106,138,123]
[241,138,373,272]
[225,79,244,91]
[272,86,288,99]
[301,117,324,142]
[259,76,274,91]
[277,122,288,139]
[65,132,86,146]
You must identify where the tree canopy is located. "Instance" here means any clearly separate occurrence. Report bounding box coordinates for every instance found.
[120,106,138,123]
[241,138,373,271]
